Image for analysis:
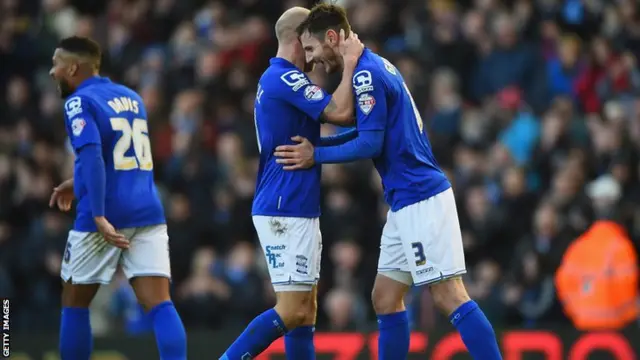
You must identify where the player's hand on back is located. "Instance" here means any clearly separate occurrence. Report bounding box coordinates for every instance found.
[94,216,130,249]
[49,178,74,211]
[339,29,364,67]
[274,136,315,170]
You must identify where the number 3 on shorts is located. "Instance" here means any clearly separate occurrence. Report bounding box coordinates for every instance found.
[411,242,426,266]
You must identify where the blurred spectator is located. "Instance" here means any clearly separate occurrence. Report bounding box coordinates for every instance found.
[515,202,570,274]
[428,68,463,151]
[546,33,584,101]
[495,86,540,166]
[555,218,638,330]
[322,288,367,331]
[212,241,270,324]
[471,12,546,110]
[466,261,502,323]
[176,247,230,329]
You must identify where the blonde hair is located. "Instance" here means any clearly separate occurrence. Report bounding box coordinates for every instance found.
[560,33,582,51]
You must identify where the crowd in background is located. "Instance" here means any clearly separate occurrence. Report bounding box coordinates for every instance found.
[1,0,640,335]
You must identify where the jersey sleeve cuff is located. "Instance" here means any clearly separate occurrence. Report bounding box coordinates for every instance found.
[312,94,333,122]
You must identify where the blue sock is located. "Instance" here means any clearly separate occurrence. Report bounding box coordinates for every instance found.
[377,311,410,360]
[221,308,287,360]
[149,301,187,360]
[450,301,502,360]
[59,307,93,360]
[285,325,315,360]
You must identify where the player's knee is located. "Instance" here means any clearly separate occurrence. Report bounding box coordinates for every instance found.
[371,287,404,315]
[301,294,318,325]
[274,290,315,329]
[279,308,309,330]
[371,273,410,315]
[130,276,171,311]
[429,277,470,315]
[61,281,100,308]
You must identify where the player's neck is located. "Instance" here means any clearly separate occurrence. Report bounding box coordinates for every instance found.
[276,46,303,70]
[74,72,100,87]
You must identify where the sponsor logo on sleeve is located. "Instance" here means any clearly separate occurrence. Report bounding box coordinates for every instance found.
[64,96,83,118]
[280,70,310,91]
[353,70,374,95]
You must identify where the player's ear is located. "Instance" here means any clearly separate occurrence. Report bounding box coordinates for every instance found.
[68,63,79,77]
[326,29,338,45]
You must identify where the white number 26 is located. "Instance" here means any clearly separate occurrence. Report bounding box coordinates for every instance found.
[110,118,153,171]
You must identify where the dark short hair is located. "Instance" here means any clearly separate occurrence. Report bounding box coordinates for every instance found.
[296,3,351,39]
[58,36,102,69]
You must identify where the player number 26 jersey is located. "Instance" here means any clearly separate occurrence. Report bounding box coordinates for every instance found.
[64,77,165,232]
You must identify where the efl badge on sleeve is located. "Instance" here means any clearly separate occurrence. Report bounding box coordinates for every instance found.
[358,93,376,115]
[71,118,86,136]
[304,85,325,101]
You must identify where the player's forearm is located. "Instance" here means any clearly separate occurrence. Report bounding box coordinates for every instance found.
[319,128,358,146]
[78,144,106,217]
[322,62,357,125]
[314,130,383,163]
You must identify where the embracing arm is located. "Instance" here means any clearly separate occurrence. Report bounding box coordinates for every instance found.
[320,64,357,126]
[314,129,384,163]
[319,128,358,146]
[286,30,362,126]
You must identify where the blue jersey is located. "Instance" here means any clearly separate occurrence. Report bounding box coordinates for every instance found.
[353,49,450,211]
[252,58,332,217]
[64,77,165,232]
